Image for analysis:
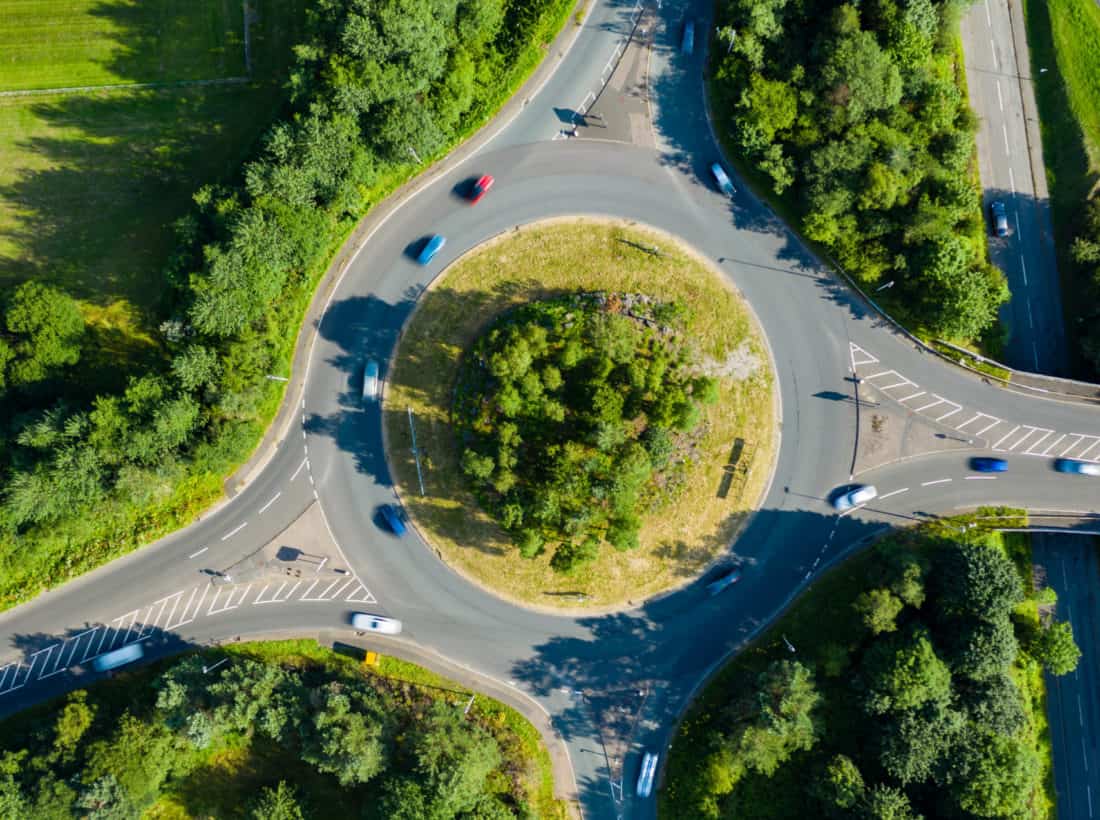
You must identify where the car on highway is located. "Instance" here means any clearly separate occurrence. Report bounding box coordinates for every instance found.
[469,174,494,204]
[93,642,144,672]
[970,457,1008,473]
[681,18,695,55]
[636,750,659,798]
[706,566,742,596]
[417,234,446,265]
[362,359,380,402]
[710,162,735,196]
[1054,458,1100,476]
[990,200,1008,237]
[832,484,877,511]
[380,504,407,536]
[351,612,402,634]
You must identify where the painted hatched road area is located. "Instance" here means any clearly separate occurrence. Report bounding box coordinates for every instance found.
[850,344,1100,460]
[0,575,375,699]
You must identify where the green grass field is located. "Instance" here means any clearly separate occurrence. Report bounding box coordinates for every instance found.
[0,0,245,91]
[0,0,302,385]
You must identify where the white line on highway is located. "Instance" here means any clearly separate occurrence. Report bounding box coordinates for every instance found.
[839,504,866,517]
[1033,341,1039,369]
[1083,736,1089,772]
[965,475,998,480]
[996,80,1003,111]
[291,457,308,481]
[976,418,1003,436]
[897,390,925,403]
[921,478,952,486]
[992,425,1021,449]
[990,38,998,70]
[1088,784,1093,818]
[1009,167,1016,195]
[1002,123,1011,155]
[985,0,992,24]
[188,546,208,559]
[220,522,247,541]
[879,487,909,500]
[259,492,281,514]
[1080,694,1085,726]
[1015,211,1022,234]
[1021,255,1028,285]
[1027,301,1035,329]
[1041,434,1067,456]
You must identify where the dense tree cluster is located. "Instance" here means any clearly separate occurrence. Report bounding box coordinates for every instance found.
[1069,198,1100,372]
[453,294,718,572]
[712,0,1008,341]
[671,536,1079,819]
[0,0,571,594]
[0,652,539,818]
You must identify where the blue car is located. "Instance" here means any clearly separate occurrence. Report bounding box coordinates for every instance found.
[417,234,446,265]
[1054,458,1100,476]
[380,504,406,536]
[970,457,1008,473]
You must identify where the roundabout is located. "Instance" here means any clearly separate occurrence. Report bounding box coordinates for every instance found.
[2,1,1100,818]
[382,218,776,610]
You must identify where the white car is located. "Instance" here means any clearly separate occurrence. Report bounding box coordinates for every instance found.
[832,484,877,511]
[93,642,144,672]
[351,613,402,634]
[636,751,659,798]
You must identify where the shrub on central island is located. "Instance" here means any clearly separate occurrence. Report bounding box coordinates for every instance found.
[453,293,718,573]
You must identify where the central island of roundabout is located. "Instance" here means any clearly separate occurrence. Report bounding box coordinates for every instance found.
[382,218,778,610]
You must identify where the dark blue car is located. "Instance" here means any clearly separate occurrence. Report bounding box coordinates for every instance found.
[1054,458,1100,476]
[417,234,446,265]
[970,457,1008,473]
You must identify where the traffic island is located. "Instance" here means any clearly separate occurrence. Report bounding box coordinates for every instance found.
[382,218,777,610]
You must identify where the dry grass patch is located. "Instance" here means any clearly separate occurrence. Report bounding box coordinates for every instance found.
[384,219,776,609]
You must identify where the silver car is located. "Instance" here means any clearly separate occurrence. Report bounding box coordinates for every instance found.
[362,360,379,402]
[351,613,402,634]
[832,485,877,511]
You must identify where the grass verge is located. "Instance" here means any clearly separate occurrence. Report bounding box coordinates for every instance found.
[384,219,776,610]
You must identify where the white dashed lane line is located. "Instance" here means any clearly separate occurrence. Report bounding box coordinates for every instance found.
[188,546,208,559]
[921,478,952,487]
[965,475,998,480]
[220,522,247,541]
[259,491,281,514]
[290,457,308,481]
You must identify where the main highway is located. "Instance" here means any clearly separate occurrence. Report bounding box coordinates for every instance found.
[3,2,1100,818]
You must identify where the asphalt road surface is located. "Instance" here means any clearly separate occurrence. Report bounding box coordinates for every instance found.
[3,2,1100,818]
[961,0,1067,374]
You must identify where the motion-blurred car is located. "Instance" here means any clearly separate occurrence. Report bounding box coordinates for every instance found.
[681,18,695,55]
[417,234,446,265]
[710,162,735,196]
[832,484,877,511]
[1054,458,1100,476]
[970,457,1008,472]
[351,613,403,634]
[93,643,144,672]
[362,359,380,402]
[636,751,659,798]
[469,174,494,204]
[706,567,742,596]
[380,504,407,536]
[991,200,1008,237]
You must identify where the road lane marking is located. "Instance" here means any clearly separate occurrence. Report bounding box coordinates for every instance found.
[1080,437,1100,459]
[259,492,281,514]
[1080,694,1085,726]
[992,425,1021,450]
[985,0,992,25]
[913,396,946,412]
[1061,434,1087,456]
[291,457,308,481]
[990,38,998,70]
[875,486,910,499]
[1020,255,1028,285]
[1025,430,1055,454]
[1041,434,1067,456]
[965,475,998,480]
[1002,123,1010,154]
[996,80,1003,111]
[921,478,952,486]
[976,418,1003,436]
[1088,784,1093,818]
[220,522,247,541]
[897,390,925,403]
[935,404,962,422]
[1009,167,1016,195]
[188,546,208,559]
[1083,736,1089,772]
[1027,301,1034,329]
[848,343,878,367]
[1015,211,1022,234]
[839,503,866,517]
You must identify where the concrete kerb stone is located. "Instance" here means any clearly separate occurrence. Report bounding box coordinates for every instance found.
[220,0,593,502]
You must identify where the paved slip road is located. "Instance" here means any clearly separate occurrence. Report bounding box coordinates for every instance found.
[4,2,1100,818]
[961,0,1067,374]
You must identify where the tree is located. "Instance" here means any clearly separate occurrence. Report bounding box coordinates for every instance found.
[935,543,1023,617]
[2,281,85,387]
[819,6,903,126]
[876,699,961,785]
[812,754,865,814]
[301,685,388,786]
[54,691,96,757]
[408,702,501,817]
[1033,619,1081,675]
[957,673,1026,736]
[853,588,904,634]
[863,784,921,820]
[250,781,306,820]
[945,614,1017,680]
[949,730,1040,817]
[171,345,222,392]
[862,627,952,714]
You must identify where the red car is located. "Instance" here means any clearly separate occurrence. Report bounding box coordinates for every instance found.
[469,174,494,204]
